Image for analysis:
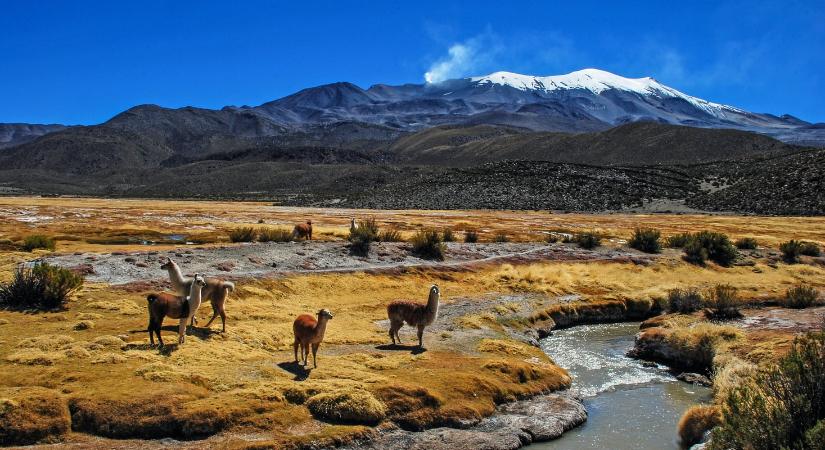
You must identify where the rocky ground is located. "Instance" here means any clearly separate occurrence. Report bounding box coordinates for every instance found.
[40,241,653,286]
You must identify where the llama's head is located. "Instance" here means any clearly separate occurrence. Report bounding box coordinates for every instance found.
[193,273,207,287]
[317,309,333,320]
[160,257,174,270]
[429,284,440,298]
[307,220,312,226]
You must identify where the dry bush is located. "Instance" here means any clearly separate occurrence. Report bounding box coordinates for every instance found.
[257,227,292,242]
[22,235,55,252]
[0,389,70,445]
[703,284,742,320]
[228,227,256,243]
[410,229,445,260]
[800,241,822,257]
[666,232,692,248]
[734,237,758,250]
[683,231,738,266]
[628,228,661,253]
[668,288,703,314]
[305,390,386,425]
[378,229,403,242]
[441,228,455,242]
[348,219,379,256]
[710,332,825,450]
[574,232,601,249]
[780,239,804,263]
[0,263,83,311]
[678,405,721,448]
[493,232,510,243]
[782,285,819,309]
[464,230,479,243]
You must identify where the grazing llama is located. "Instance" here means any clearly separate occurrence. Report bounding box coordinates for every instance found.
[146,274,207,346]
[293,220,313,240]
[293,309,334,368]
[387,284,440,348]
[161,258,235,332]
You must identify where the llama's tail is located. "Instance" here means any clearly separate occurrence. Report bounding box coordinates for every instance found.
[223,281,235,293]
[147,294,158,304]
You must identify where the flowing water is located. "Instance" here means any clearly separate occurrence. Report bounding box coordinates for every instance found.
[535,322,712,450]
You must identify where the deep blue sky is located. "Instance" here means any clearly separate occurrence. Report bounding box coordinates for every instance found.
[1,0,823,125]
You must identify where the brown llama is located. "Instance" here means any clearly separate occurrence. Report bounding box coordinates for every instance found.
[160,258,235,332]
[146,274,206,346]
[387,284,440,348]
[293,309,333,368]
[293,220,313,240]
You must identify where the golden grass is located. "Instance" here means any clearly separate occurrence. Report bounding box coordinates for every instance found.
[678,405,721,447]
[1,197,824,253]
[305,390,387,425]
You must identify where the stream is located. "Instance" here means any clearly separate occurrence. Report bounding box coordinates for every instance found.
[535,322,712,450]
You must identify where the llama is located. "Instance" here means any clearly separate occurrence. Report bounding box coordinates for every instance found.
[387,284,440,348]
[160,258,235,332]
[293,220,312,240]
[293,309,334,368]
[350,218,356,234]
[147,274,206,346]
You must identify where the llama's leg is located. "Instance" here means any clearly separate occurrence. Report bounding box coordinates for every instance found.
[312,343,320,368]
[389,319,403,344]
[293,340,300,362]
[178,318,188,344]
[302,343,310,366]
[156,314,166,347]
[417,324,425,348]
[148,317,155,346]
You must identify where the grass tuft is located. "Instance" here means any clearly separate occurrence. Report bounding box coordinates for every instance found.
[257,227,293,242]
[703,284,742,320]
[305,390,386,425]
[668,287,703,314]
[678,405,721,448]
[0,263,83,311]
[348,218,380,256]
[781,285,819,309]
[464,230,479,243]
[229,227,256,243]
[442,228,455,242]
[22,235,56,252]
[734,237,758,250]
[574,232,601,249]
[410,229,445,260]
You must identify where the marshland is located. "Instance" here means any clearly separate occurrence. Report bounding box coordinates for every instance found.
[1,197,824,449]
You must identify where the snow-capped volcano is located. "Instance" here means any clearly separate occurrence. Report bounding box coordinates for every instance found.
[242,67,821,145]
[470,68,743,119]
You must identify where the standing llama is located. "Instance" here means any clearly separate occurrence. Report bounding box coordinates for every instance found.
[161,258,235,332]
[387,284,440,348]
[293,220,313,240]
[293,309,334,368]
[146,273,207,346]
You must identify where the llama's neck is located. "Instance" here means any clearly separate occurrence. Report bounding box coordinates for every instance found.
[187,282,203,312]
[425,291,440,325]
[314,317,330,340]
[166,263,187,291]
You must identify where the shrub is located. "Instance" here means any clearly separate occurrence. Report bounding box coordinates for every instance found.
[666,232,692,248]
[683,231,737,266]
[410,229,445,260]
[464,230,479,243]
[710,332,825,450]
[378,229,403,242]
[678,405,721,448]
[734,237,758,250]
[441,228,455,242]
[348,219,379,256]
[574,232,601,249]
[305,391,386,425]
[703,284,742,320]
[229,227,256,243]
[780,240,804,263]
[668,288,703,314]
[493,232,510,243]
[0,263,83,311]
[257,227,292,242]
[22,235,55,252]
[782,285,819,309]
[800,241,822,257]
[628,228,661,253]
